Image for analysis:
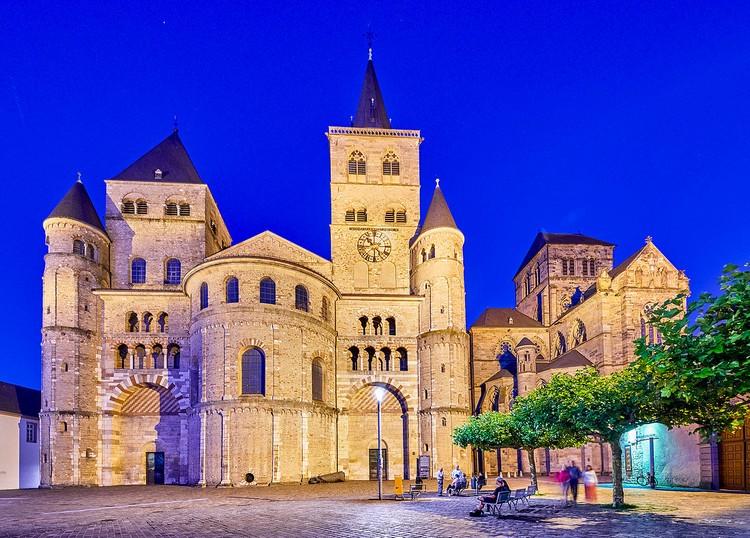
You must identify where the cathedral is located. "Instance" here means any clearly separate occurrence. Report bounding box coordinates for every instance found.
[40,52,707,489]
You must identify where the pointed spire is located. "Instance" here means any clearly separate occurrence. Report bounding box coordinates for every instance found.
[353,49,391,129]
[111,131,203,184]
[420,180,458,233]
[46,179,105,232]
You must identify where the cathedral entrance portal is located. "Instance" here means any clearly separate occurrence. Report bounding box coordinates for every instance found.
[146,452,165,485]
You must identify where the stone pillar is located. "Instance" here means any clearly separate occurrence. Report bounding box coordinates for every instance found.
[198,411,207,487]
[218,410,232,487]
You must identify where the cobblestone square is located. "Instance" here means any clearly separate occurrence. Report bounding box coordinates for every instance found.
[1,478,748,537]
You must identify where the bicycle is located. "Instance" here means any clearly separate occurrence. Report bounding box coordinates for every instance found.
[635,471,657,488]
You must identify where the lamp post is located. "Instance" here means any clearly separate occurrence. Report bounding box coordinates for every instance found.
[374,386,387,500]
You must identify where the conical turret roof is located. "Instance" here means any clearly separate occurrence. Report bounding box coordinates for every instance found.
[46,180,105,232]
[420,183,458,234]
[353,56,391,129]
[111,130,203,184]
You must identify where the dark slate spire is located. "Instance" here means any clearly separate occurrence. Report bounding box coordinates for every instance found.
[46,179,105,232]
[352,49,391,129]
[111,130,203,184]
[421,179,458,233]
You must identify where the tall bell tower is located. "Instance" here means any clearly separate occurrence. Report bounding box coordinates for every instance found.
[327,48,422,294]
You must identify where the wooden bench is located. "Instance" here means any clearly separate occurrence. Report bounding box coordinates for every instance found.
[408,482,424,500]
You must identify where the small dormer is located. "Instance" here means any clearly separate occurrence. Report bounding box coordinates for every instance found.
[154,168,163,180]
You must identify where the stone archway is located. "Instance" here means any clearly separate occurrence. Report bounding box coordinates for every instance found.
[343,378,412,480]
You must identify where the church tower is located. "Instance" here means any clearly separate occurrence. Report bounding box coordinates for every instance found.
[328,50,422,293]
[41,179,110,486]
[410,183,471,474]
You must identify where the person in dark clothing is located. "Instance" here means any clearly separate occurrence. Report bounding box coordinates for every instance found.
[470,477,510,515]
[567,461,582,505]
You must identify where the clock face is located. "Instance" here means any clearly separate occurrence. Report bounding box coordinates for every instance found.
[357,230,392,262]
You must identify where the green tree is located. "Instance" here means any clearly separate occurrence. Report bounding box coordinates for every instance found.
[635,263,750,438]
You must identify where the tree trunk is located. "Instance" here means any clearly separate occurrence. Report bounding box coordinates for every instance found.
[527,449,538,489]
[609,440,625,508]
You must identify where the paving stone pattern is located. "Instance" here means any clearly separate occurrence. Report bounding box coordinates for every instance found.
[0,478,748,537]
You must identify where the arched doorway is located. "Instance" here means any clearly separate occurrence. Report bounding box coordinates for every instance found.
[720,416,750,491]
[345,381,411,480]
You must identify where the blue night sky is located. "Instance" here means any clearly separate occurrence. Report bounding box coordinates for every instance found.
[1,2,748,389]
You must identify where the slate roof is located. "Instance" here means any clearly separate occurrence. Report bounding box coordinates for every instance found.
[516,337,535,347]
[609,245,647,279]
[472,308,543,329]
[46,180,105,232]
[420,185,458,234]
[515,232,614,278]
[536,350,593,372]
[482,369,515,384]
[111,131,203,184]
[0,381,41,418]
[353,58,391,129]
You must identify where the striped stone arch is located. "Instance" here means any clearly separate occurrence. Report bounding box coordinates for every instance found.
[341,375,410,414]
[236,337,267,355]
[106,373,189,414]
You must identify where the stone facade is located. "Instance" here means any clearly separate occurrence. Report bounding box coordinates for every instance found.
[40,57,472,487]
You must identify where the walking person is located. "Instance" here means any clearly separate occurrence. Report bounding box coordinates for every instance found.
[556,464,570,506]
[583,465,598,503]
[437,467,444,496]
[568,461,582,505]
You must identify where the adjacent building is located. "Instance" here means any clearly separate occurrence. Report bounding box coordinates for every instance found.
[0,381,41,489]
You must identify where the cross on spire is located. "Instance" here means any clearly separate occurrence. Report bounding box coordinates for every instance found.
[76,171,82,183]
[435,177,440,187]
[364,28,375,60]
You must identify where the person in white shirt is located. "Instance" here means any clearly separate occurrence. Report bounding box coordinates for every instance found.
[583,465,598,503]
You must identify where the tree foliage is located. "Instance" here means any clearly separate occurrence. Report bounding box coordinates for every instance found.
[635,263,750,436]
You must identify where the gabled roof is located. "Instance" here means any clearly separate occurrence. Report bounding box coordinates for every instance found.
[482,369,515,384]
[536,350,593,372]
[111,131,203,184]
[353,57,391,129]
[420,184,458,234]
[472,308,543,329]
[515,232,614,278]
[46,180,105,232]
[516,337,535,347]
[609,244,647,279]
[0,381,41,418]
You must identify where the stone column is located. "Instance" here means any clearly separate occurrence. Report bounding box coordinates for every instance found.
[218,410,232,487]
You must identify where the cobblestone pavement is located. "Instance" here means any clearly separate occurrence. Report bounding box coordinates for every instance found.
[0,478,748,537]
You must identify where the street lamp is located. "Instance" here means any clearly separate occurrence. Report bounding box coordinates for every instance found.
[373,386,387,500]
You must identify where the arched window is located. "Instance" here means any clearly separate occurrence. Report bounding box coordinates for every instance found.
[441,363,446,373]
[648,324,655,345]
[121,200,135,214]
[345,209,355,222]
[116,344,129,369]
[429,245,436,259]
[365,347,376,371]
[589,260,596,276]
[348,150,366,176]
[640,317,647,339]
[421,249,426,263]
[312,359,324,401]
[152,344,164,369]
[135,344,146,369]
[131,258,146,284]
[142,312,153,332]
[382,151,400,176]
[165,202,178,216]
[574,319,587,346]
[372,316,383,335]
[157,312,168,333]
[295,285,309,312]
[259,278,276,304]
[226,276,239,303]
[241,348,265,395]
[359,316,369,335]
[385,209,395,223]
[555,331,567,357]
[441,417,447,427]
[356,208,367,222]
[397,347,408,371]
[167,343,180,369]
[179,203,191,216]
[396,210,406,223]
[199,282,208,310]
[165,258,181,285]
[348,346,359,370]
[136,200,148,215]
[127,312,139,333]
[84,244,95,260]
[535,262,542,284]
[386,317,396,336]
[73,239,85,256]
[381,347,392,371]
[321,296,330,322]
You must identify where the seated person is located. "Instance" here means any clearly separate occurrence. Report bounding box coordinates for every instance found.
[446,472,466,495]
[470,477,510,515]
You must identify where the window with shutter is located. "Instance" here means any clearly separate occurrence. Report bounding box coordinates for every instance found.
[385,209,395,223]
